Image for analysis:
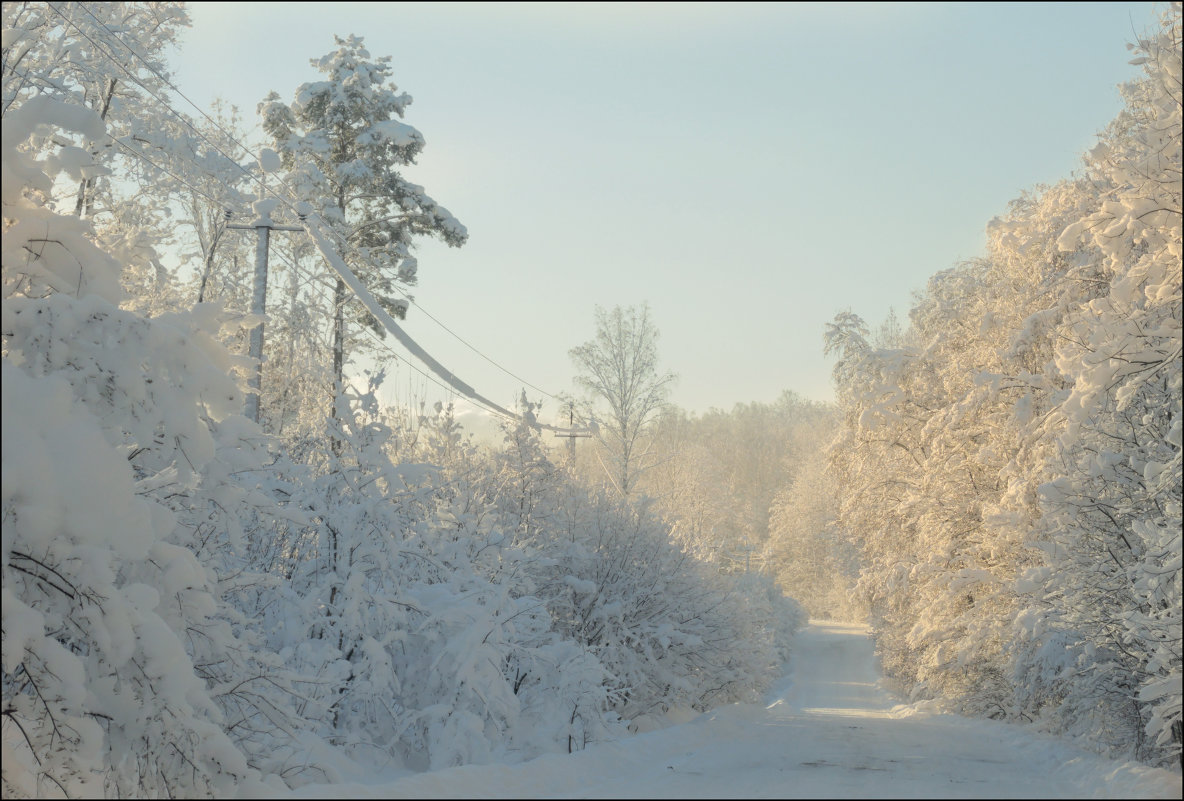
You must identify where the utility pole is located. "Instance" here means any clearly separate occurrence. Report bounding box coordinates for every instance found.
[554,400,592,460]
[227,202,304,423]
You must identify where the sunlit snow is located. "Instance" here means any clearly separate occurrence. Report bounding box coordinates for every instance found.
[261,624,1181,800]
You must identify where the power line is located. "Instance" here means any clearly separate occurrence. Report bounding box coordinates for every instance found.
[11,52,473,415]
[285,242,527,428]
[69,1,561,402]
[69,1,269,189]
[262,240,522,426]
[96,124,476,415]
[304,217,541,427]
[41,5,572,428]
[265,174,560,402]
[256,219,520,423]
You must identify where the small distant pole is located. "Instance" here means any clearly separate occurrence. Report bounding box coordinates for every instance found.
[554,401,591,459]
[227,205,305,423]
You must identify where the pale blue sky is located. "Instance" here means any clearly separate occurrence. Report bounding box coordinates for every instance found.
[167,1,1160,428]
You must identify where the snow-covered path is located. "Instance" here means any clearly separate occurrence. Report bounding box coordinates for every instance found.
[279,622,1181,799]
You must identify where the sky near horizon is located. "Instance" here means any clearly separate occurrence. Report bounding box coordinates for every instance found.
[166,1,1160,431]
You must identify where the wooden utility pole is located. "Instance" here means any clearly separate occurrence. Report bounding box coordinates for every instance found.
[554,401,592,460]
[227,205,304,423]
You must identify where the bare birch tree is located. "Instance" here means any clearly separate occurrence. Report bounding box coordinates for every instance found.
[569,303,676,496]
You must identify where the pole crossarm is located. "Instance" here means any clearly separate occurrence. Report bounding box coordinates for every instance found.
[226,224,304,232]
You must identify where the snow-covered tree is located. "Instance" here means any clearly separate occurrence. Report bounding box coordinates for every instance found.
[258,35,467,448]
[1032,4,1182,764]
[763,436,861,621]
[1,90,287,798]
[635,408,734,562]
[636,392,835,579]
[2,2,190,213]
[824,3,1180,767]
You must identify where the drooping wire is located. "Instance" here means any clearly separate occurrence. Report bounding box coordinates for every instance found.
[44,3,569,427]
[7,46,505,426]
[50,3,266,188]
[68,0,561,403]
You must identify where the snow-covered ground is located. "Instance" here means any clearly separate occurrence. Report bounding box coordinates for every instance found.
[266,622,1182,799]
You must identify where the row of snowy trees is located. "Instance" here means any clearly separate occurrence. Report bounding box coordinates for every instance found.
[2,4,803,796]
[560,305,859,619]
[632,392,858,614]
[824,4,1180,767]
[562,314,858,620]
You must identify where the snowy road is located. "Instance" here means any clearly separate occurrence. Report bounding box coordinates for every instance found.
[280,622,1181,799]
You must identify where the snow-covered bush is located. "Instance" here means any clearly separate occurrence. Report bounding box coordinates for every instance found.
[261,394,804,771]
[489,419,802,729]
[1,94,282,798]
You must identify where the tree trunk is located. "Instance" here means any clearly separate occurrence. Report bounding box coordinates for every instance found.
[331,276,346,457]
[196,216,224,303]
[73,78,117,219]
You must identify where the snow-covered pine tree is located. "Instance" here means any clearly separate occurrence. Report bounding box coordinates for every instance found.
[258,35,467,447]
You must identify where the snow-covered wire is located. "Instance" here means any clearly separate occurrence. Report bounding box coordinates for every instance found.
[105,134,226,210]
[51,2,568,429]
[16,49,472,419]
[274,245,487,415]
[304,217,570,430]
[52,2,265,191]
[263,171,560,403]
[68,0,560,404]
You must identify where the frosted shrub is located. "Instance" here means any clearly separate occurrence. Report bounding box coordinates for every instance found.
[2,94,282,798]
